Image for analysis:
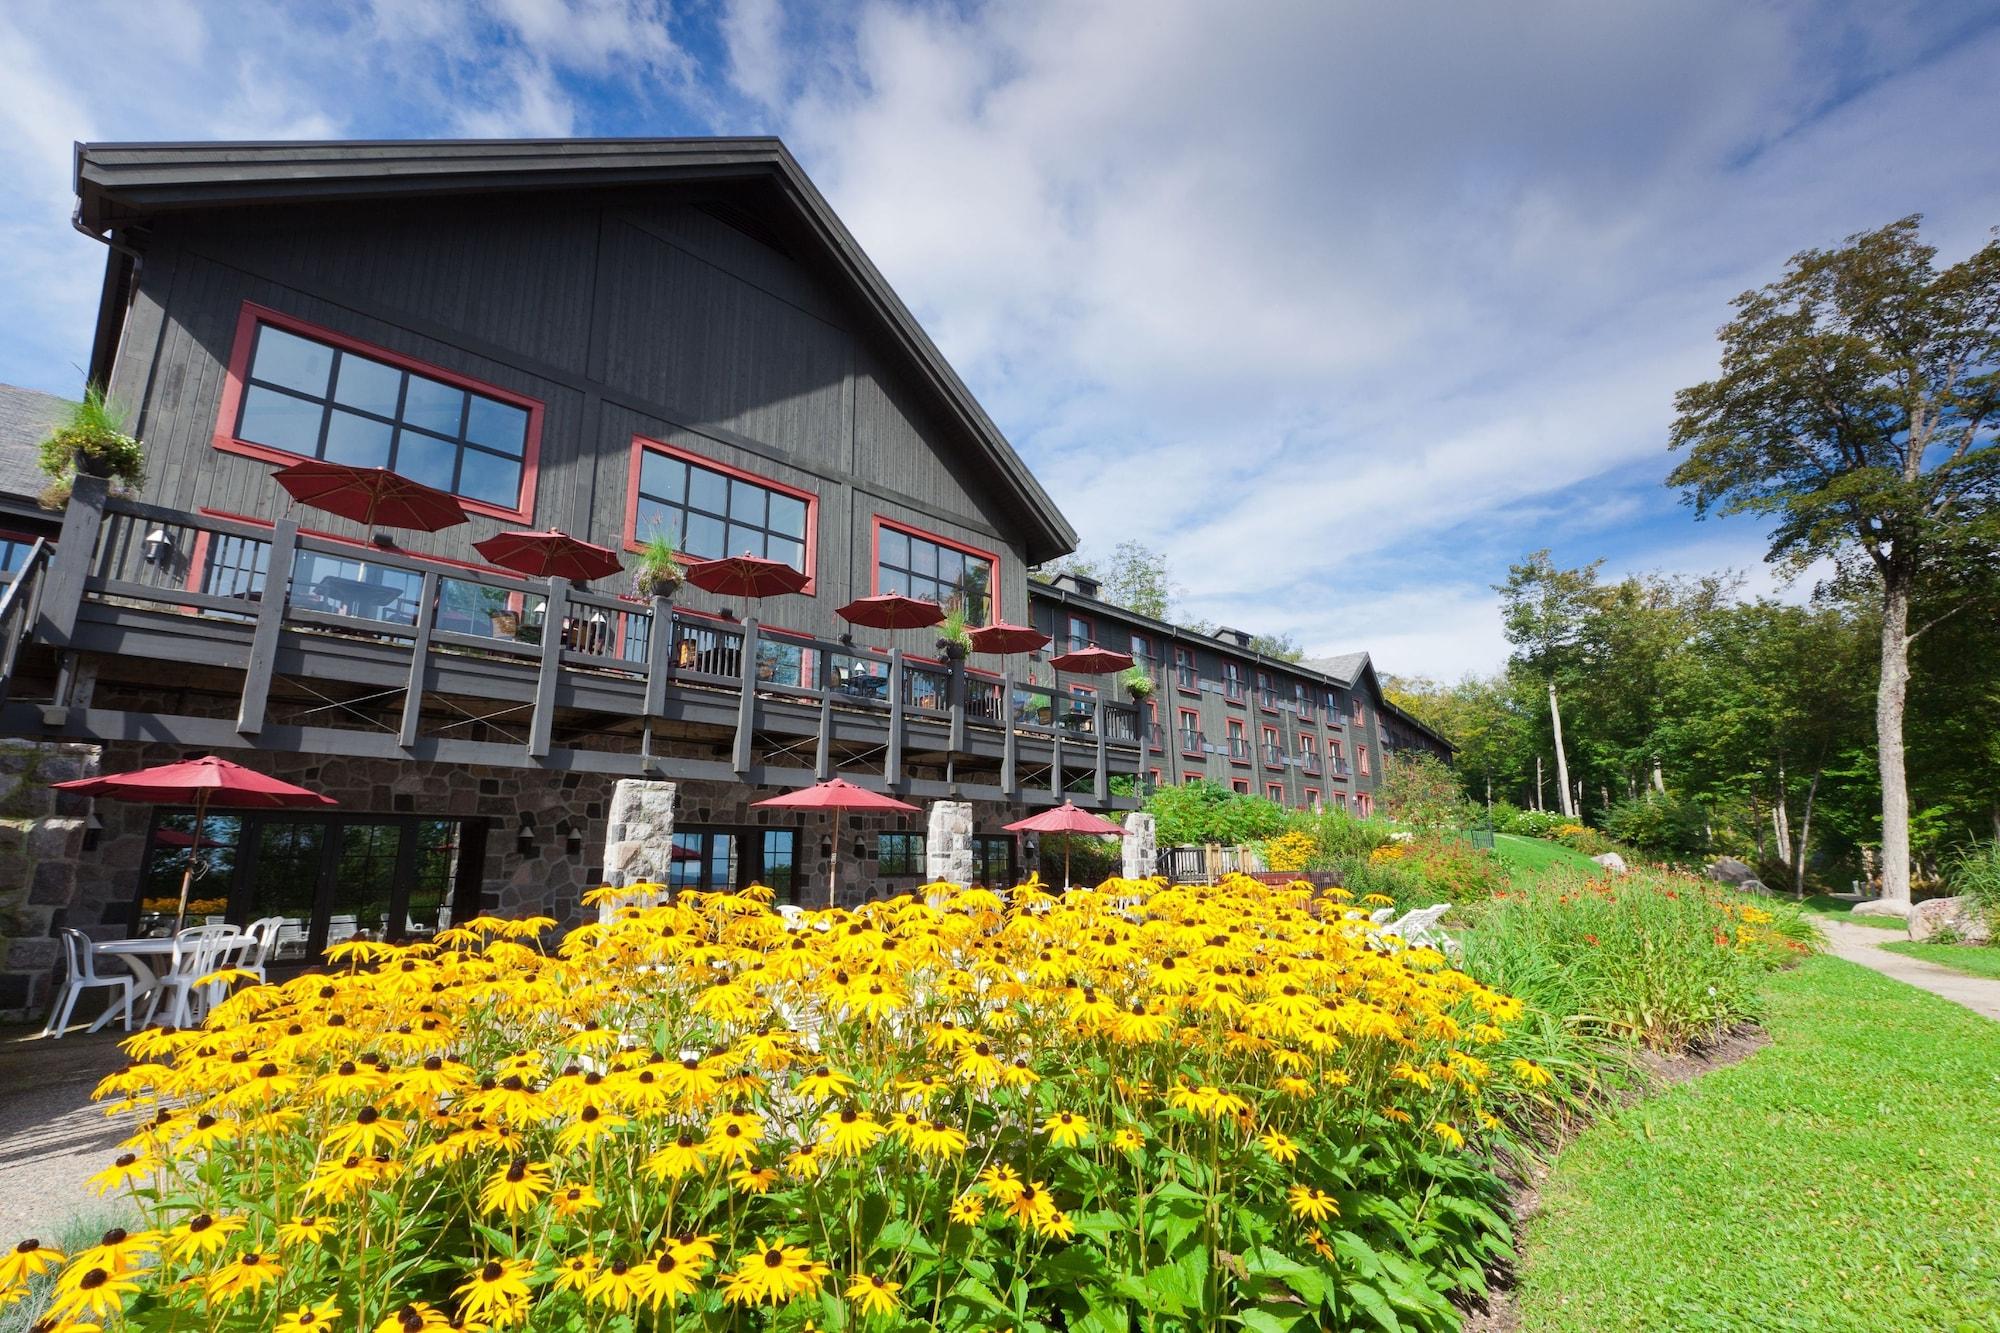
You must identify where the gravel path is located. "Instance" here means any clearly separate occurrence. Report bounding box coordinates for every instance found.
[0,1024,141,1243]
[1815,917,2000,1023]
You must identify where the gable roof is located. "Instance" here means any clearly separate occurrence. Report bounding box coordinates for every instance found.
[0,384,66,504]
[1303,651,1371,686]
[73,137,1080,563]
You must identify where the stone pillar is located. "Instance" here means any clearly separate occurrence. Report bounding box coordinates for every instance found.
[925,800,975,887]
[599,779,676,920]
[1121,811,1158,881]
[0,741,101,1022]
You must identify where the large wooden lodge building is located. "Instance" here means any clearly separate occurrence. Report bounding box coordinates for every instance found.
[0,138,1447,1014]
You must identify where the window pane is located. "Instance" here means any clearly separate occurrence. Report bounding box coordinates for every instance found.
[767,537,804,572]
[728,479,766,524]
[640,453,687,505]
[464,397,528,457]
[238,386,324,454]
[395,430,459,492]
[332,354,403,417]
[879,567,907,596]
[403,375,465,437]
[768,493,806,539]
[634,499,680,543]
[683,512,726,559]
[878,528,907,571]
[456,450,521,507]
[322,408,394,468]
[725,522,763,559]
[688,466,728,517]
[936,548,965,587]
[251,327,335,395]
[907,538,937,579]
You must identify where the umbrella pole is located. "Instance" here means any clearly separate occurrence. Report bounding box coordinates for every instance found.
[175,790,209,934]
[827,816,839,909]
[1064,834,1072,891]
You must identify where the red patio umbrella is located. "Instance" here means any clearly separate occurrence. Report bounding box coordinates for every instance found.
[683,553,810,600]
[1048,645,1135,675]
[54,756,336,931]
[968,621,1050,655]
[273,461,467,533]
[836,594,947,631]
[474,528,623,583]
[1004,800,1126,889]
[753,777,921,907]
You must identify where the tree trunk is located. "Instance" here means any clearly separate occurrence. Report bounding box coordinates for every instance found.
[1876,576,1914,910]
[1535,755,1544,811]
[1773,758,1790,871]
[1651,756,1666,795]
[1794,769,1820,900]
[1548,681,1575,818]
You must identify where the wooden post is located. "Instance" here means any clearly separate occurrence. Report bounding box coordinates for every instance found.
[36,475,110,647]
[236,519,297,736]
[948,657,967,754]
[1001,669,1018,796]
[884,647,904,787]
[398,568,440,747]
[528,577,568,759]
[732,617,760,775]
[1094,697,1109,803]
[814,652,834,780]
[1052,721,1064,801]
[642,595,672,718]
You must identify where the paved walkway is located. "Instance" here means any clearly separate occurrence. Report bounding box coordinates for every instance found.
[0,1024,140,1242]
[1816,918,2000,1023]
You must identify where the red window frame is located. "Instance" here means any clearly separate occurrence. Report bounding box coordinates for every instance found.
[1359,745,1370,776]
[1230,778,1251,795]
[212,302,544,524]
[1177,707,1203,757]
[869,515,1002,625]
[1226,717,1248,765]
[1222,661,1245,704]
[1332,791,1350,809]
[1257,670,1278,711]
[1261,723,1283,769]
[1303,787,1322,810]
[624,435,820,594]
[1174,646,1199,694]
[1355,793,1372,817]
[1148,768,1163,787]
[1266,782,1286,803]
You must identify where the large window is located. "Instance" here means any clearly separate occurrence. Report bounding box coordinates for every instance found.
[223,311,536,514]
[874,520,995,625]
[878,833,926,876]
[631,440,812,576]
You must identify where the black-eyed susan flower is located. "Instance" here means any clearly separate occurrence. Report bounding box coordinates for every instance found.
[49,1265,140,1321]
[165,1213,244,1263]
[550,1253,597,1294]
[792,1066,854,1101]
[719,1241,829,1306]
[373,1300,451,1331]
[454,1257,532,1326]
[947,1193,985,1224]
[1041,1111,1091,1147]
[643,1132,712,1181]
[816,1108,885,1158]
[549,1183,603,1219]
[0,1238,62,1287]
[68,1229,157,1277]
[582,1259,645,1312]
[729,1164,780,1193]
[637,1249,701,1309]
[85,1153,152,1195]
[845,1271,902,1317]
[274,1298,342,1331]
[1286,1185,1339,1222]
[1257,1129,1300,1164]
[1111,1126,1146,1152]
[478,1159,551,1216]
[204,1250,282,1303]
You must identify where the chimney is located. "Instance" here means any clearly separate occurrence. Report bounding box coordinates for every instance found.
[1215,626,1253,648]
[1052,571,1101,599]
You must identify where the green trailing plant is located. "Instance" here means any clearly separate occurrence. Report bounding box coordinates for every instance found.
[631,532,685,598]
[1117,665,1154,700]
[38,385,145,491]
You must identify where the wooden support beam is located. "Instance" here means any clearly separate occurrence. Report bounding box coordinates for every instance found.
[398,568,439,748]
[527,577,567,759]
[814,655,834,779]
[1000,670,1018,796]
[642,596,672,718]
[884,647,904,786]
[35,475,109,647]
[948,659,967,754]
[732,617,760,774]
[235,518,297,736]
[1095,698,1110,804]
[1051,726,1063,801]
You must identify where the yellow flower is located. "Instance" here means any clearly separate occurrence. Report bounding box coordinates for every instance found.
[1003,1180,1059,1231]
[1432,1121,1466,1150]
[792,1066,856,1101]
[1286,1185,1339,1222]
[1041,1111,1091,1148]
[49,1266,140,1321]
[720,1241,829,1306]
[948,1193,986,1224]
[644,1132,714,1181]
[205,1251,283,1303]
[951,1042,1004,1085]
[85,1153,153,1195]
[274,1298,342,1332]
[638,1248,703,1309]
[479,1159,552,1216]
[583,1260,646,1312]
[909,1120,969,1159]
[165,1212,245,1262]
[549,1183,603,1219]
[322,1106,406,1156]
[705,1111,764,1166]
[276,1217,336,1250]
[454,1257,533,1326]
[551,1253,598,1293]
[0,1238,63,1286]
[373,1301,452,1332]
[730,1164,781,1193]
[846,1271,903,1317]
[68,1228,158,1277]
[817,1108,886,1158]
[1257,1130,1299,1164]
[1111,1126,1146,1152]
[1510,1058,1553,1087]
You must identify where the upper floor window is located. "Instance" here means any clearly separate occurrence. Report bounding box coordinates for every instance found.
[630,439,812,578]
[1065,614,1092,652]
[1174,646,1198,690]
[1129,632,1153,667]
[874,519,995,625]
[1222,661,1245,702]
[223,309,538,516]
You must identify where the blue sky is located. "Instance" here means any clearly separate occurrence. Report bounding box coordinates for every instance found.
[4,0,1998,677]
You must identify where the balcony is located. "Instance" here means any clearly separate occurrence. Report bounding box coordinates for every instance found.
[1177,729,1205,755]
[0,486,1143,806]
[1257,688,1280,711]
[1174,664,1198,691]
[1328,758,1353,779]
[1224,736,1252,762]
[1298,755,1323,777]
[1260,742,1286,768]
[1223,681,1246,704]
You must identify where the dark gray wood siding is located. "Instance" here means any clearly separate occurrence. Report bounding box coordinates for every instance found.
[104,190,1034,649]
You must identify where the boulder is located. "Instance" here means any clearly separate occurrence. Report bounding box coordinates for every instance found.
[1736,878,1774,896]
[1707,857,1757,886]
[1591,852,1628,874]
[1907,896,1993,944]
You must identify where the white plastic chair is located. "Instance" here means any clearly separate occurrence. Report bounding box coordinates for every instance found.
[1374,903,1453,953]
[40,929,134,1038]
[240,917,287,982]
[143,924,240,1029]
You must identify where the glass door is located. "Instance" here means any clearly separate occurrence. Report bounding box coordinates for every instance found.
[754,830,797,903]
[668,830,740,892]
[325,822,401,949]
[241,820,324,961]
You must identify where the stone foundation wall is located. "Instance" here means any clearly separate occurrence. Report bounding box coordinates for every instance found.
[0,740,101,1020]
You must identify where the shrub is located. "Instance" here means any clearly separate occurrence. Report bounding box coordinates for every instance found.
[1336,836,1508,910]
[1600,792,1710,861]
[1491,807,1573,840]
[38,385,145,488]
[52,878,1555,1331]
[1288,806,1395,870]
[1143,778,1289,846]
[1260,829,1317,872]
[1375,752,1474,830]
[1459,869,1812,1054]
[1945,839,2000,929]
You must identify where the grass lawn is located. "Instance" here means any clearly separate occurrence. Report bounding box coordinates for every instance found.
[1518,955,2000,1331]
[1796,893,1907,930]
[1879,939,2000,980]
[1491,832,1605,884]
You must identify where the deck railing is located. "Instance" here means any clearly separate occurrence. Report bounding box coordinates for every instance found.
[19,485,1140,797]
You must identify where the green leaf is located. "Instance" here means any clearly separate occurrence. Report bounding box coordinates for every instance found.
[1346,1280,1405,1333]
[1071,1298,1132,1333]
[1234,1306,1312,1333]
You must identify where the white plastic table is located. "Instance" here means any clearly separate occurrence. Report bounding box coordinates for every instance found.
[91,935,250,1030]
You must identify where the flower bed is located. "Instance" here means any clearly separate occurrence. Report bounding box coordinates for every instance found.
[15,876,1566,1331]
